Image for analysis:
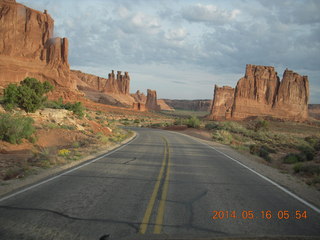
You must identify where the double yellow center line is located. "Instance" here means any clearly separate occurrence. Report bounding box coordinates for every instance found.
[139,137,171,234]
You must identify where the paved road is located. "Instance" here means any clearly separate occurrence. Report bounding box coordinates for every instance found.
[0,128,319,240]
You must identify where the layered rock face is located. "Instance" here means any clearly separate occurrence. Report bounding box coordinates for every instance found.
[163,99,212,111]
[71,70,135,107]
[157,99,174,111]
[0,0,76,93]
[273,69,309,119]
[208,85,234,120]
[146,89,160,111]
[72,70,130,95]
[209,64,309,121]
[131,90,147,103]
[232,65,280,119]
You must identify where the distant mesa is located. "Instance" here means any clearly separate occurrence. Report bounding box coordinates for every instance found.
[163,99,211,112]
[209,64,309,121]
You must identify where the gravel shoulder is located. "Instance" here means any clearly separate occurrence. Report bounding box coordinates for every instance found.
[169,129,320,209]
[0,132,136,198]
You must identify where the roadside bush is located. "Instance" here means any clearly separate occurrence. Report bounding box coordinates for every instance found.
[187,116,200,128]
[0,113,35,144]
[304,136,320,151]
[64,102,85,119]
[174,118,185,125]
[254,119,269,132]
[249,144,274,162]
[44,98,85,118]
[3,78,54,112]
[293,164,320,176]
[282,153,301,164]
[205,122,222,130]
[212,130,233,144]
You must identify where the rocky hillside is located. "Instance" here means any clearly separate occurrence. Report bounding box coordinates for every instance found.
[209,64,309,121]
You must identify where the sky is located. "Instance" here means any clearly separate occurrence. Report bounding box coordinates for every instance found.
[21,0,320,103]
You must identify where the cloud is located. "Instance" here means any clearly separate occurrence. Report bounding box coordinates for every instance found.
[20,0,320,102]
[182,3,240,25]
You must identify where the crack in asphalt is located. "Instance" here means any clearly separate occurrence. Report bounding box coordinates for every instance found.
[0,205,140,232]
[123,157,137,164]
[164,189,226,235]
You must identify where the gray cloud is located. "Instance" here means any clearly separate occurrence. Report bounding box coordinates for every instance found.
[20,0,320,103]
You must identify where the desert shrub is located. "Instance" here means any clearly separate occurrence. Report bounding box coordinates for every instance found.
[283,153,302,164]
[174,118,186,125]
[249,144,274,162]
[58,149,71,157]
[134,119,140,124]
[212,130,233,144]
[293,164,320,176]
[293,163,303,173]
[299,145,315,161]
[254,119,269,132]
[0,113,35,144]
[63,102,85,119]
[205,122,222,130]
[44,99,85,118]
[187,116,200,128]
[3,78,54,112]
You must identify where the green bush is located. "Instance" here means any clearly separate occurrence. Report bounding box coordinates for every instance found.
[3,78,54,112]
[63,102,85,119]
[254,119,269,132]
[187,116,200,128]
[294,164,320,176]
[212,130,233,144]
[298,144,316,161]
[283,153,301,164]
[205,122,222,130]
[0,113,35,144]
[249,144,274,162]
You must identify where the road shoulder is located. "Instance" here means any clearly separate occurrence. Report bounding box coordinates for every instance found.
[168,129,320,209]
[0,131,137,198]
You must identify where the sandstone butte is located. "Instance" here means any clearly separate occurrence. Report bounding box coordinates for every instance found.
[0,0,166,111]
[0,0,78,100]
[209,64,309,121]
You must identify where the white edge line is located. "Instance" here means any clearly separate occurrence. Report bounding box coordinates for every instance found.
[0,132,139,203]
[169,131,320,214]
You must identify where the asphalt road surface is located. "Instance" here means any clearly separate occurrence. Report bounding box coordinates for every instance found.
[0,128,319,240]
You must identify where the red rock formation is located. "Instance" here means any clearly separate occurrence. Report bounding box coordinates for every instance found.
[132,102,146,112]
[146,89,160,111]
[232,64,280,119]
[209,64,310,121]
[72,70,130,95]
[0,0,77,93]
[157,99,174,111]
[209,85,234,120]
[131,90,147,103]
[273,69,309,119]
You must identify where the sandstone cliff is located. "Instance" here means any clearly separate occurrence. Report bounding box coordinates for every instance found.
[157,99,174,111]
[208,85,234,120]
[163,99,212,112]
[131,90,147,103]
[71,70,135,107]
[0,0,77,95]
[209,64,309,121]
[146,89,160,111]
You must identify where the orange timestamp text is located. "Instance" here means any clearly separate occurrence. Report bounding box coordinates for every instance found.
[212,210,307,220]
